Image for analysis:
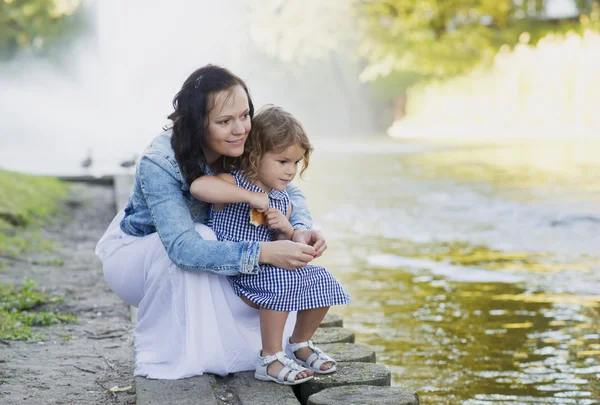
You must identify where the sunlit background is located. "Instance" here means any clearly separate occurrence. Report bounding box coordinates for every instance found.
[1,0,599,403]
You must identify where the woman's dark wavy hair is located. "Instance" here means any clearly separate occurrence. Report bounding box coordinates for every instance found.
[168,65,254,185]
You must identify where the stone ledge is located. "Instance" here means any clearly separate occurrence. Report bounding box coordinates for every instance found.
[295,362,391,404]
[307,385,419,405]
[136,372,301,405]
[312,327,355,344]
[319,343,376,363]
[135,375,219,405]
[320,313,343,328]
[215,371,300,405]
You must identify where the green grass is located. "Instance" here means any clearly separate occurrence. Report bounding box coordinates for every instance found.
[0,278,76,341]
[0,169,74,340]
[0,169,68,257]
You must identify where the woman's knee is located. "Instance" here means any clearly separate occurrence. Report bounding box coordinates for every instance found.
[194,223,217,241]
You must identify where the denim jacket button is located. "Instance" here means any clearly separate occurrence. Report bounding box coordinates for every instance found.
[246,265,253,271]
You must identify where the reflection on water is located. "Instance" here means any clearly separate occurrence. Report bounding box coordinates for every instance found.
[300,137,600,404]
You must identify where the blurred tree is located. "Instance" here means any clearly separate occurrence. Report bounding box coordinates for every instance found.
[359,0,600,83]
[245,0,599,106]
[243,0,360,65]
[0,0,87,60]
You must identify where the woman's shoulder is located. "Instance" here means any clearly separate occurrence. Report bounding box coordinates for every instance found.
[145,129,175,159]
[137,129,186,183]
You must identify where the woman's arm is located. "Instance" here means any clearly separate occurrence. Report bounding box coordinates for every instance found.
[285,182,313,230]
[139,155,314,274]
[190,173,268,210]
[139,155,261,275]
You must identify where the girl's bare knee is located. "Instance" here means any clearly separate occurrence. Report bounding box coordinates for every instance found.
[241,295,260,309]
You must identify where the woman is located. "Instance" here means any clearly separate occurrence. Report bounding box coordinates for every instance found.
[95,65,326,380]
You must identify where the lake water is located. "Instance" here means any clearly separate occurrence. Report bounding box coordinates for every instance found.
[300,136,600,404]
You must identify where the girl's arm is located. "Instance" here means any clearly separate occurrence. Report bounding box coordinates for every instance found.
[266,203,294,240]
[190,173,268,210]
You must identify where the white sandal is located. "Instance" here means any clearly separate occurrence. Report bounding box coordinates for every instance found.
[285,339,338,374]
[254,351,314,386]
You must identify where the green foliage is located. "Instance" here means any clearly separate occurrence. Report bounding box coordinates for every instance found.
[368,70,428,102]
[0,278,76,341]
[359,0,600,89]
[396,30,600,128]
[0,169,68,257]
[0,0,88,60]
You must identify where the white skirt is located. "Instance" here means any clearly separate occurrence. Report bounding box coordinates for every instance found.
[95,211,297,380]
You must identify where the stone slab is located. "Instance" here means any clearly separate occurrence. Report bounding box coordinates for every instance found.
[223,371,300,404]
[312,327,355,344]
[320,313,343,328]
[319,343,376,363]
[137,372,302,405]
[307,385,419,405]
[135,375,218,405]
[295,362,391,404]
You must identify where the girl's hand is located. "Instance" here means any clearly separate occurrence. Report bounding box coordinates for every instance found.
[259,241,316,270]
[248,192,269,212]
[292,229,328,258]
[265,208,294,238]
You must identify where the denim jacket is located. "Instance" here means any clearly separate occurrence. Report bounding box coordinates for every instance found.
[120,130,313,276]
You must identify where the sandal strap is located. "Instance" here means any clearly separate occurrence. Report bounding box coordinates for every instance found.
[306,352,321,367]
[261,351,308,373]
[259,353,278,367]
[305,341,336,369]
[287,338,310,352]
[308,341,330,359]
[260,351,290,367]
[288,339,336,366]
[285,368,301,382]
[277,366,296,382]
[281,356,304,371]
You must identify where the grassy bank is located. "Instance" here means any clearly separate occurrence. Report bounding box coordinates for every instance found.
[0,169,74,341]
[0,169,69,257]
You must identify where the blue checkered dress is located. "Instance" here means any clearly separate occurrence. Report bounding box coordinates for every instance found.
[208,170,350,312]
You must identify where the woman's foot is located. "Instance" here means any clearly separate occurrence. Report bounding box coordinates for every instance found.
[289,341,334,371]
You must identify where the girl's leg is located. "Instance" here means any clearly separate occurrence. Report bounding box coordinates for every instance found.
[260,308,313,379]
[289,307,334,371]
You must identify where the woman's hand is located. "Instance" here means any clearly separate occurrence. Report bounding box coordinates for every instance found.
[259,240,316,270]
[265,208,294,238]
[292,229,327,258]
[248,192,269,212]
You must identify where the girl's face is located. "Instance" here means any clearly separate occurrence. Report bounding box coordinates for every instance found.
[202,85,251,165]
[256,144,306,192]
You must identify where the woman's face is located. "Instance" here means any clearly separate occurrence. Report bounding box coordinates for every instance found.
[203,85,251,165]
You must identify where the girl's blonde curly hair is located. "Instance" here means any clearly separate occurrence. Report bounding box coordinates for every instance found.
[237,105,313,183]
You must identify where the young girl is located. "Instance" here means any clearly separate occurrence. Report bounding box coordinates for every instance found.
[190,105,350,385]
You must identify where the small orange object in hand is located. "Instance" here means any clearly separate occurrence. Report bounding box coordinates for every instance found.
[249,208,266,227]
